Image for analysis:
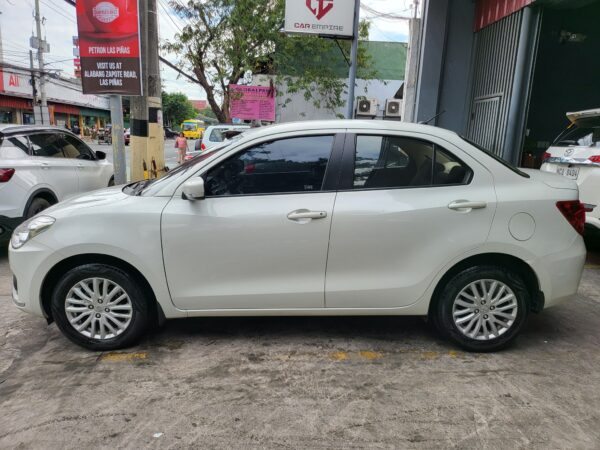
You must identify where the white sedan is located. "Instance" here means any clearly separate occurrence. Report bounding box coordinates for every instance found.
[541,108,600,239]
[9,121,586,352]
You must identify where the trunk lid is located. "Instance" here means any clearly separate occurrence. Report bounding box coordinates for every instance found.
[521,169,578,190]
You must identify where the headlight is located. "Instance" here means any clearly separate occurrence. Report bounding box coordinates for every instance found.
[11,215,55,249]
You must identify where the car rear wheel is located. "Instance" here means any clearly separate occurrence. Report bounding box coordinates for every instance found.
[50,264,151,351]
[432,265,530,352]
[25,197,51,219]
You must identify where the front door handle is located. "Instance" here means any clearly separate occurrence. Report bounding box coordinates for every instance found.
[77,163,84,170]
[287,210,328,221]
[40,162,50,170]
[448,200,487,211]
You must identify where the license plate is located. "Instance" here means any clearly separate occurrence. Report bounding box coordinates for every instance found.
[556,166,580,180]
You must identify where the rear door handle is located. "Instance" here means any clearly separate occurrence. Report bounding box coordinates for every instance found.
[448,200,487,211]
[39,162,50,170]
[77,163,84,170]
[287,210,328,221]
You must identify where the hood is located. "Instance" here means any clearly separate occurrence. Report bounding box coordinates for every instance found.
[43,186,130,218]
[521,169,578,190]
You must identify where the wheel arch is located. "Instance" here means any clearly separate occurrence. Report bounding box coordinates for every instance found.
[24,188,58,216]
[40,253,165,326]
[428,253,544,318]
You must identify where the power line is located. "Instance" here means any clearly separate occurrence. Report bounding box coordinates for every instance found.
[158,0,183,34]
[40,0,76,23]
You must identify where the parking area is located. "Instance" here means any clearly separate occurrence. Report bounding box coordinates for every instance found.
[1,248,599,448]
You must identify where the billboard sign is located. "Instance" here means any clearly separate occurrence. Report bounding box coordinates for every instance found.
[229,85,276,122]
[75,0,142,95]
[284,0,355,38]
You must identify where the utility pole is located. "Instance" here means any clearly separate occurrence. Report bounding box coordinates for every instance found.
[110,96,127,184]
[29,51,39,124]
[345,0,361,119]
[33,0,50,125]
[130,0,164,181]
[402,0,422,123]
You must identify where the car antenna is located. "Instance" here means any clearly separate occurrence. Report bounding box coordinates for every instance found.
[419,110,446,125]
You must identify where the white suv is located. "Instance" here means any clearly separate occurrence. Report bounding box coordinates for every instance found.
[195,124,250,152]
[0,125,114,241]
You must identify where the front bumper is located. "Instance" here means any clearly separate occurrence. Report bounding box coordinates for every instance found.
[9,239,64,318]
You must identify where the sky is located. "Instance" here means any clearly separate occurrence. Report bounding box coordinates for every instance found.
[0,0,415,101]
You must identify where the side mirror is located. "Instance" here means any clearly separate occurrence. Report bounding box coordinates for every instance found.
[182,177,205,201]
[95,150,107,160]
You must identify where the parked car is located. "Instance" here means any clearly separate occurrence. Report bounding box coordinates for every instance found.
[9,121,586,352]
[0,125,114,242]
[195,124,250,151]
[164,126,178,139]
[541,108,600,239]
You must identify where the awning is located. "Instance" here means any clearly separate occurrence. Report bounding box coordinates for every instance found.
[80,107,110,119]
[0,95,32,110]
[475,0,535,31]
[50,103,80,115]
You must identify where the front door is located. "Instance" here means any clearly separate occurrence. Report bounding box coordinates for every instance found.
[326,133,497,309]
[161,134,340,310]
[61,134,104,192]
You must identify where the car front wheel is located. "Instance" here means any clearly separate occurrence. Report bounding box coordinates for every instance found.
[433,265,530,352]
[51,264,151,350]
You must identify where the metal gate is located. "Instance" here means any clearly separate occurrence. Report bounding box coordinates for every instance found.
[467,12,523,157]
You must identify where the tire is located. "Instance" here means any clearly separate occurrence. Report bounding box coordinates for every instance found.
[50,264,151,351]
[432,265,530,352]
[25,197,52,219]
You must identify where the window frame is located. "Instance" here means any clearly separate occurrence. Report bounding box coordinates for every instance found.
[27,131,68,159]
[61,133,97,160]
[338,133,473,192]
[3,134,32,155]
[200,133,346,199]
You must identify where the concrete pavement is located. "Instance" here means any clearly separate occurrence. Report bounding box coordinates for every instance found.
[1,247,600,448]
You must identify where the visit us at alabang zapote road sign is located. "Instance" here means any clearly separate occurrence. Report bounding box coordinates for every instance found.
[76,0,142,95]
[284,0,356,38]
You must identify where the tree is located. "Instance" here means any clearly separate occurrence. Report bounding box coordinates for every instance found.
[165,0,374,122]
[161,91,197,127]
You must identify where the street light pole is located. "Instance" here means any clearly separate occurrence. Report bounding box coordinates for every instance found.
[345,0,361,120]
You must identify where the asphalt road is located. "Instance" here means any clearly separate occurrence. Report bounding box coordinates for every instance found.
[1,247,600,448]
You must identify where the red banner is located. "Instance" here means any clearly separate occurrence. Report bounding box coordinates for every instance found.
[76,0,142,95]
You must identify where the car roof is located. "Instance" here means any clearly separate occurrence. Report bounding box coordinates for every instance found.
[567,109,600,125]
[0,124,69,136]
[234,120,459,142]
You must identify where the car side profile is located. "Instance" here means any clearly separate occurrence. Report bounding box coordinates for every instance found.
[0,125,114,241]
[9,121,586,352]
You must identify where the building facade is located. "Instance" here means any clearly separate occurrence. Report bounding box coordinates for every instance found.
[407,0,600,167]
[0,64,110,131]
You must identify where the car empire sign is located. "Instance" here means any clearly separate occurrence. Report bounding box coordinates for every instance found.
[75,0,142,95]
[284,0,356,38]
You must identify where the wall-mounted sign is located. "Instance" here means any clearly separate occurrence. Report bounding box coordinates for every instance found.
[75,0,142,95]
[229,85,276,122]
[284,0,356,38]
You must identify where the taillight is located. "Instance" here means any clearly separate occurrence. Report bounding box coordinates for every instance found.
[0,168,15,182]
[201,143,206,151]
[556,200,585,236]
[588,155,600,163]
[542,152,551,161]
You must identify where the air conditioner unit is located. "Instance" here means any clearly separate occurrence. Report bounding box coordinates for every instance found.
[356,99,378,117]
[385,99,403,118]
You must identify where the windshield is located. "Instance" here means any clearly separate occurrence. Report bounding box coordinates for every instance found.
[182,123,198,131]
[136,138,238,196]
[461,136,530,178]
[552,123,600,147]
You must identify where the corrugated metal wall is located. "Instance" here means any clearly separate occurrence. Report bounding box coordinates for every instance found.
[467,12,522,157]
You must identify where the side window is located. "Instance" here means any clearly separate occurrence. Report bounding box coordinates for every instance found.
[29,133,65,158]
[61,135,95,160]
[205,135,334,196]
[209,129,224,142]
[353,135,470,189]
[6,136,30,154]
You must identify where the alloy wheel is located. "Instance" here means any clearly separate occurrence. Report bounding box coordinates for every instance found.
[65,278,133,340]
[452,279,518,341]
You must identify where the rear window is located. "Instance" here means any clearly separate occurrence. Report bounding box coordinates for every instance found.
[552,124,600,147]
[461,136,530,178]
[209,129,225,142]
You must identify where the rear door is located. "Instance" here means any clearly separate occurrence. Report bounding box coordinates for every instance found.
[28,132,78,200]
[325,132,497,309]
[61,134,105,192]
[161,132,344,310]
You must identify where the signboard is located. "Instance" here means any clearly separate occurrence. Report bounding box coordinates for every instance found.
[75,0,142,95]
[284,0,355,38]
[229,85,276,122]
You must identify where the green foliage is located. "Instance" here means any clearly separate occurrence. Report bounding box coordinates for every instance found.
[164,0,376,121]
[161,91,197,127]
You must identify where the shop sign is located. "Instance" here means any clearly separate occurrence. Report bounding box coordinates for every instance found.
[284,0,355,38]
[229,85,276,122]
[76,0,142,95]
